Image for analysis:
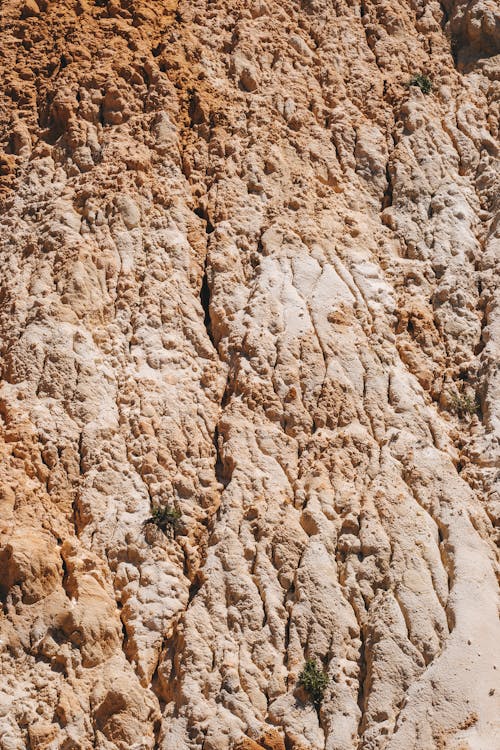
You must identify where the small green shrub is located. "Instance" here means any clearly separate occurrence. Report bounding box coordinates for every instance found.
[298,659,329,709]
[408,74,432,94]
[449,392,478,419]
[144,504,181,537]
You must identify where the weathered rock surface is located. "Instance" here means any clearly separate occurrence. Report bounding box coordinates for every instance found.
[0,1,499,749]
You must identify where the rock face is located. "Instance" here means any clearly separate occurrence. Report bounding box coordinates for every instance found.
[0,1,499,749]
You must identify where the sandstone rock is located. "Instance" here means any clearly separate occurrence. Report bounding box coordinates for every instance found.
[0,0,498,749]
[0,529,62,604]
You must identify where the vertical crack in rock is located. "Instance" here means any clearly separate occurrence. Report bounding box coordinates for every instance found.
[356,624,368,738]
[382,160,393,211]
[200,257,214,347]
[213,424,230,488]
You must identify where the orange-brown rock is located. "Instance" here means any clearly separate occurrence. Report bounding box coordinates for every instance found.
[236,728,285,750]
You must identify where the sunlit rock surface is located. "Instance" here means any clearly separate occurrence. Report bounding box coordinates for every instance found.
[0,1,498,748]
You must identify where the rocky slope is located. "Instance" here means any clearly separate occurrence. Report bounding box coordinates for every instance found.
[0,1,499,749]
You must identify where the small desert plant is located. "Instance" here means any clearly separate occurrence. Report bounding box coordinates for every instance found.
[408,74,432,94]
[144,504,181,537]
[449,392,479,419]
[298,659,329,709]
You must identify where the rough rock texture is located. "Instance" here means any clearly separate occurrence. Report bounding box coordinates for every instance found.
[0,1,499,749]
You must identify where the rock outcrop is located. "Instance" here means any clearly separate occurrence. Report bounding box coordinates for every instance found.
[0,1,498,749]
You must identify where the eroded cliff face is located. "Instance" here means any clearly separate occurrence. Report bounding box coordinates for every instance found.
[0,1,499,749]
